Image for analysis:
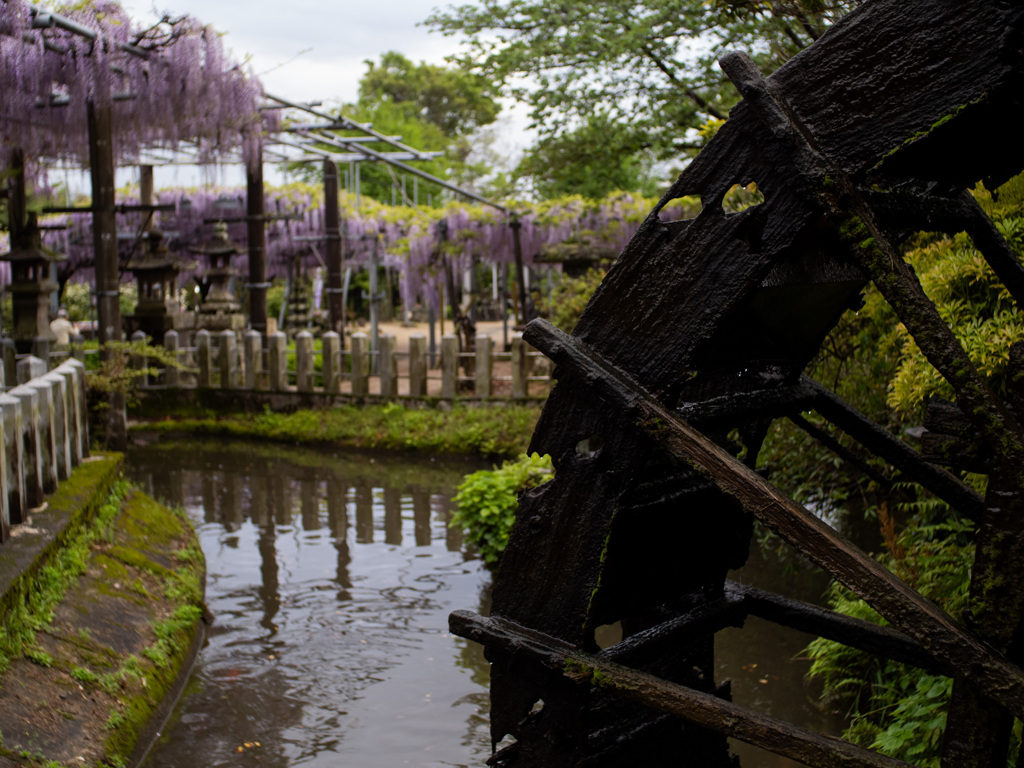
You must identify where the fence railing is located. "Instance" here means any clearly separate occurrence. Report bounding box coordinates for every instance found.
[135,329,553,400]
[0,356,90,542]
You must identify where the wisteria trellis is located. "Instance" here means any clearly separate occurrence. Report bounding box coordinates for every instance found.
[17,187,701,316]
[0,0,268,178]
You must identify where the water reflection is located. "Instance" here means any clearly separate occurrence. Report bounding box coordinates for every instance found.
[128,438,492,768]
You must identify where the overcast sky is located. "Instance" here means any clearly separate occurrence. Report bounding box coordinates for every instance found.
[106,0,530,191]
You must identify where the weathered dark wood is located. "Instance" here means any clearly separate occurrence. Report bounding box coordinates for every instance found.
[87,100,121,345]
[462,2,1024,764]
[806,379,985,516]
[452,610,916,768]
[246,143,268,337]
[323,159,344,339]
[789,413,892,490]
[728,582,948,675]
[523,317,1024,719]
[676,381,817,427]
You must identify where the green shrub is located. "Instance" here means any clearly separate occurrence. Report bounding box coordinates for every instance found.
[451,453,553,566]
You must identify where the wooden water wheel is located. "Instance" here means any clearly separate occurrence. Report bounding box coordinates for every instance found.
[450,1,1024,766]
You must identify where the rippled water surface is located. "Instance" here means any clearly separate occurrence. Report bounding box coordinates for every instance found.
[128,439,492,768]
[128,436,852,768]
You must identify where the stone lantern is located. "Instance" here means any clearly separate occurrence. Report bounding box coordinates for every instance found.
[190,220,246,333]
[0,213,66,353]
[126,229,197,343]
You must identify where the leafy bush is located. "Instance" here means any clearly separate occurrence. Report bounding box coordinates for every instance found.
[539,268,607,334]
[451,453,553,566]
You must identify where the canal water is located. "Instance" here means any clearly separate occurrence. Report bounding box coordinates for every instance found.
[127,437,849,767]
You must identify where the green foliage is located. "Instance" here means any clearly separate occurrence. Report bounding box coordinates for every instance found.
[806,507,974,765]
[133,401,542,459]
[888,182,1024,412]
[781,179,1024,763]
[451,453,553,566]
[290,51,501,204]
[539,268,607,334]
[518,114,665,199]
[87,340,193,409]
[427,0,860,164]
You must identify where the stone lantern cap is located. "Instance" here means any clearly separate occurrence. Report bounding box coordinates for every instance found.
[0,213,66,265]
[127,229,198,271]
[190,220,243,259]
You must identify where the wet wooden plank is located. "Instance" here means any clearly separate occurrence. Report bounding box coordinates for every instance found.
[451,610,917,768]
[523,317,1024,719]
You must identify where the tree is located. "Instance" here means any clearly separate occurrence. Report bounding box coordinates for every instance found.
[358,51,501,137]
[516,113,663,199]
[293,52,502,205]
[427,0,861,162]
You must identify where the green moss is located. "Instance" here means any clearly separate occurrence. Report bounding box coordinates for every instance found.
[132,400,542,459]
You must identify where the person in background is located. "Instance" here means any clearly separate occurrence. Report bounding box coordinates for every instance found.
[50,308,75,346]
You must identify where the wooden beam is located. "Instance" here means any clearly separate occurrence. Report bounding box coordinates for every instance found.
[522,317,1024,719]
[451,610,917,768]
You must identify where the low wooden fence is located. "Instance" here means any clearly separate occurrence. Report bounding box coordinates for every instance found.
[135,329,553,400]
[0,356,90,541]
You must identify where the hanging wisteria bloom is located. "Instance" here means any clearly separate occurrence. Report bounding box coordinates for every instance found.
[0,0,271,179]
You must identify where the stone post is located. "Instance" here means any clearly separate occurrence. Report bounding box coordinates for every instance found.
[350,333,368,396]
[71,333,86,362]
[17,355,46,385]
[64,359,89,457]
[1,338,16,386]
[268,332,288,391]
[475,333,492,398]
[244,330,262,390]
[164,330,180,388]
[27,377,57,493]
[219,330,237,390]
[441,334,458,400]
[379,333,398,398]
[322,332,342,394]
[43,372,70,481]
[408,334,427,397]
[8,385,42,511]
[295,331,314,393]
[511,334,527,398]
[196,330,212,387]
[0,393,24,528]
[55,363,82,467]
[31,336,50,368]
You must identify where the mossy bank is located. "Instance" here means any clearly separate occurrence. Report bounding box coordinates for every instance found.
[0,454,206,768]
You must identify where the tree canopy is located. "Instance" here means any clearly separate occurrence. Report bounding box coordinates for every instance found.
[427,0,860,165]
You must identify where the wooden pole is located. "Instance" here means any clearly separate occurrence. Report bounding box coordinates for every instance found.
[246,141,268,337]
[139,165,154,232]
[510,217,530,326]
[87,101,121,345]
[323,159,344,340]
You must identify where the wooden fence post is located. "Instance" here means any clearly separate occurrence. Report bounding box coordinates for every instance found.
[269,332,288,392]
[380,333,398,398]
[296,331,314,393]
[322,332,342,394]
[164,330,180,388]
[441,335,458,400]
[219,331,237,390]
[196,330,212,387]
[511,334,527,398]
[475,334,492,398]
[244,330,262,390]
[351,333,368,396]
[409,334,427,397]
